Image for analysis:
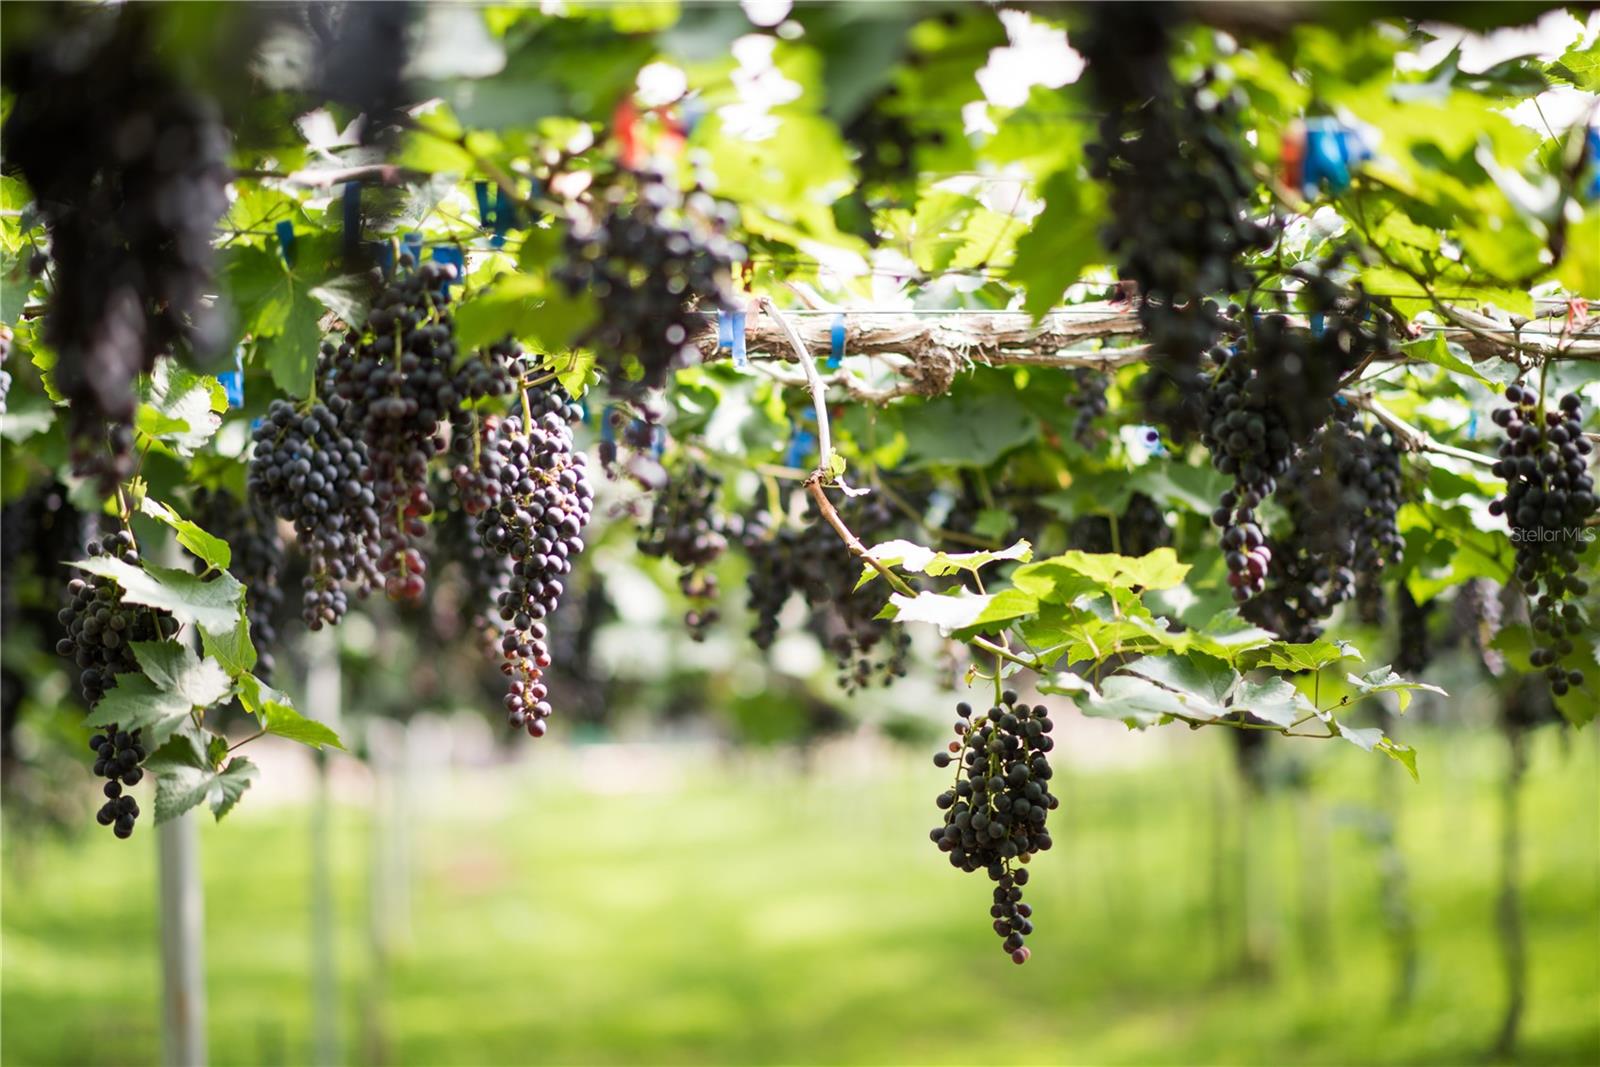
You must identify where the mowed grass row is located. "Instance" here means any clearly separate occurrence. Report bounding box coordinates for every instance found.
[3,728,1597,1066]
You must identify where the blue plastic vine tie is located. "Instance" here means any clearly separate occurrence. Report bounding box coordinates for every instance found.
[275,221,297,268]
[731,310,748,369]
[717,310,733,350]
[1586,127,1600,200]
[600,404,616,445]
[342,183,362,265]
[431,246,465,292]
[526,178,545,225]
[1303,117,1354,197]
[1310,312,1326,338]
[474,181,493,229]
[652,424,665,459]
[218,345,246,410]
[828,312,845,370]
[370,241,395,277]
[492,186,513,249]
[1467,410,1479,440]
[785,412,817,469]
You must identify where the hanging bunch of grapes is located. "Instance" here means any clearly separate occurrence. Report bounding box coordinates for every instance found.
[638,460,737,640]
[1245,411,1404,639]
[557,169,745,397]
[1078,5,1272,441]
[473,376,596,737]
[55,531,179,838]
[744,493,910,691]
[1,8,229,487]
[1490,385,1596,696]
[930,692,1057,964]
[320,258,467,603]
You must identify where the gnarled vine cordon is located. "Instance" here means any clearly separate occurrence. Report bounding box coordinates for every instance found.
[689,300,1600,404]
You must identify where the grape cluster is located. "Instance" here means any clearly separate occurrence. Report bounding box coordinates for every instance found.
[1201,347,1296,602]
[1067,493,1172,557]
[1395,585,1433,677]
[54,530,173,839]
[474,380,594,737]
[745,495,909,691]
[1069,368,1110,448]
[842,86,942,189]
[638,461,735,640]
[192,487,286,679]
[1489,386,1595,696]
[89,728,144,839]
[556,169,744,396]
[308,0,415,145]
[447,342,520,518]
[56,532,179,704]
[1079,7,1271,440]
[929,692,1056,964]
[247,400,383,628]
[1246,413,1404,640]
[322,260,463,603]
[1,9,228,487]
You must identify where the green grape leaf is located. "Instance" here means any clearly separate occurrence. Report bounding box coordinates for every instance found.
[200,606,257,678]
[82,674,196,750]
[859,538,1032,588]
[236,675,344,751]
[256,287,325,398]
[1013,548,1190,600]
[1378,738,1420,781]
[1080,674,1198,727]
[136,359,225,457]
[138,497,231,571]
[1401,333,1492,386]
[308,275,375,329]
[148,738,258,824]
[1239,639,1359,674]
[1038,671,1099,699]
[455,272,598,356]
[129,641,233,710]
[67,557,244,636]
[1009,166,1106,320]
[1346,666,1448,712]
[883,588,1039,631]
[1121,654,1237,711]
[1229,676,1316,727]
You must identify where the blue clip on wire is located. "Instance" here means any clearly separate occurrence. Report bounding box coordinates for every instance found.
[430,246,465,292]
[651,424,665,459]
[785,411,817,469]
[274,221,297,268]
[599,404,616,445]
[731,310,748,369]
[492,186,513,248]
[1309,312,1326,339]
[218,345,246,410]
[827,312,845,370]
[1586,127,1600,200]
[475,181,494,228]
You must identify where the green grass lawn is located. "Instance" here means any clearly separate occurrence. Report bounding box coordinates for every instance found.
[3,727,1598,1066]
